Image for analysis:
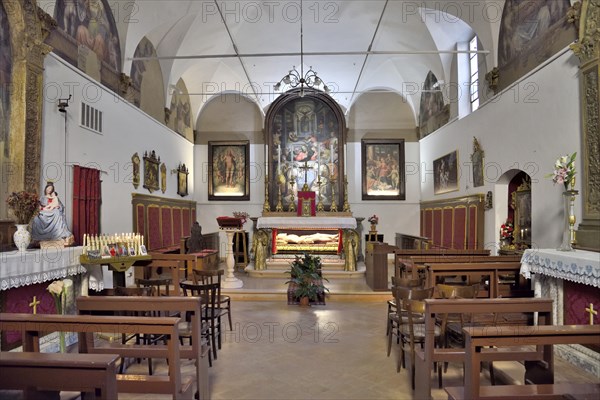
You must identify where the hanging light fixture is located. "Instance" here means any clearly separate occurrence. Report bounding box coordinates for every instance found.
[273,0,329,97]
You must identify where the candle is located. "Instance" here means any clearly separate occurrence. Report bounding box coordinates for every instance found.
[277,144,281,174]
[330,143,333,164]
[317,143,320,163]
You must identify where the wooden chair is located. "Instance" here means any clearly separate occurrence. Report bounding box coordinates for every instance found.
[192,269,232,331]
[436,283,495,386]
[386,276,423,336]
[180,281,221,361]
[113,286,152,373]
[387,286,434,368]
[403,298,443,390]
[134,278,173,374]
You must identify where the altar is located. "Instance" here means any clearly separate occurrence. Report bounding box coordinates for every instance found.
[520,248,600,376]
[253,216,360,272]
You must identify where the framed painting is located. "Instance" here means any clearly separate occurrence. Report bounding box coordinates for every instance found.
[208,141,250,201]
[471,137,485,187]
[361,139,405,200]
[177,163,189,197]
[143,150,160,193]
[433,150,459,195]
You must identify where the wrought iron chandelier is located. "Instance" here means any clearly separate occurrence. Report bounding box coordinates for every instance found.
[273,0,329,97]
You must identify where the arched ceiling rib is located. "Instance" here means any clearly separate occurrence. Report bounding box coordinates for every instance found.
[116,0,498,127]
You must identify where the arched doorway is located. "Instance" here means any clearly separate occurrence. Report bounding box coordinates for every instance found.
[495,169,531,252]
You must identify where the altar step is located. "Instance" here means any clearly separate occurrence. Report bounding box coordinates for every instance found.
[245,261,366,279]
[223,289,390,303]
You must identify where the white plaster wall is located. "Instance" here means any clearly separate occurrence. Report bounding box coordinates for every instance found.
[41,53,194,235]
[419,49,582,250]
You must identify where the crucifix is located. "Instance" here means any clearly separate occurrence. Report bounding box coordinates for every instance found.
[298,161,313,191]
[29,296,41,314]
[585,303,597,325]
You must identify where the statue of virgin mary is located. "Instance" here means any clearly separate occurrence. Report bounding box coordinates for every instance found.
[31,182,74,242]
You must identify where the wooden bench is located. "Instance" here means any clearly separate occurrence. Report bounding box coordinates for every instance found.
[423,261,525,298]
[0,352,119,400]
[76,295,211,400]
[0,313,194,400]
[414,297,554,400]
[446,324,600,400]
[144,253,217,285]
[181,235,220,270]
[395,249,492,280]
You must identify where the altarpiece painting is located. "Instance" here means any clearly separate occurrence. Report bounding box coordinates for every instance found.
[361,139,406,200]
[265,92,345,211]
[208,141,250,201]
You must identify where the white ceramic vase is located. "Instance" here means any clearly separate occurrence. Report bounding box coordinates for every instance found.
[14,224,31,252]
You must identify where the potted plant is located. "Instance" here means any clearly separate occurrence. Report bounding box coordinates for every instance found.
[285,253,329,306]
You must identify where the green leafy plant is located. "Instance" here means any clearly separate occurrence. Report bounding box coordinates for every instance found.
[285,253,329,302]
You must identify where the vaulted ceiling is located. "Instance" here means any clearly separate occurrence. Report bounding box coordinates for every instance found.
[112,0,502,124]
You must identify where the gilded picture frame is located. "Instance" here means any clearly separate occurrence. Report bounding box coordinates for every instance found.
[361,139,406,200]
[177,163,189,197]
[143,150,160,193]
[160,163,167,193]
[433,150,459,195]
[131,152,140,189]
[208,141,250,201]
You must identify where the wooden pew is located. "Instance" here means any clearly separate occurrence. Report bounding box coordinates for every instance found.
[414,297,554,400]
[424,261,525,298]
[0,352,119,400]
[0,313,194,400]
[135,254,186,295]
[76,295,211,400]
[446,324,600,400]
[395,249,492,279]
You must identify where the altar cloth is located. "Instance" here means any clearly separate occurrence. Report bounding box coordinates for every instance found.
[257,216,356,230]
[0,247,89,290]
[520,248,600,288]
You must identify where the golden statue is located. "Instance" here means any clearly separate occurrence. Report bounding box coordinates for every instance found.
[252,230,269,270]
[343,229,359,272]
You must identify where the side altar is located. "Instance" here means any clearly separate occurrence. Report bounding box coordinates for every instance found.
[520,248,600,376]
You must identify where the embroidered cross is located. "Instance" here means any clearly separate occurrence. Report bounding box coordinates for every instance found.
[29,296,41,315]
[585,303,597,325]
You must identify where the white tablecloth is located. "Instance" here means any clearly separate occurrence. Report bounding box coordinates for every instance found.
[520,248,600,288]
[257,216,357,229]
[0,247,102,291]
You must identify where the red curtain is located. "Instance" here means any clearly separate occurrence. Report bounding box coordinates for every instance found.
[72,166,101,245]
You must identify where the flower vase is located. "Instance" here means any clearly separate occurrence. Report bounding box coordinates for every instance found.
[557,190,578,251]
[370,224,377,232]
[13,224,31,252]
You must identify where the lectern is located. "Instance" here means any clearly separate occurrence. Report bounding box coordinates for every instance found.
[365,242,397,291]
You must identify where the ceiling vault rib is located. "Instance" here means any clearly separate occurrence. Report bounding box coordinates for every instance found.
[213,0,261,103]
[349,0,389,105]
[130,50,489,62]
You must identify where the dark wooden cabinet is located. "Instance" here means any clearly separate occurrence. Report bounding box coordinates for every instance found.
[365,242,396,291]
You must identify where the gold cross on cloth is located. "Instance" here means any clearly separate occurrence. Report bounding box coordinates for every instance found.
[585,303,597,325]
[29,296,41,314]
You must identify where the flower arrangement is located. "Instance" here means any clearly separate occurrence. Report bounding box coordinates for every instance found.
[47,280,67,352]
[368,214,379,225]
[47,280,66,314]
[233,211,249,225]
[500,218,514,241]
[547,152,577,190]
[6,191,39,224]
